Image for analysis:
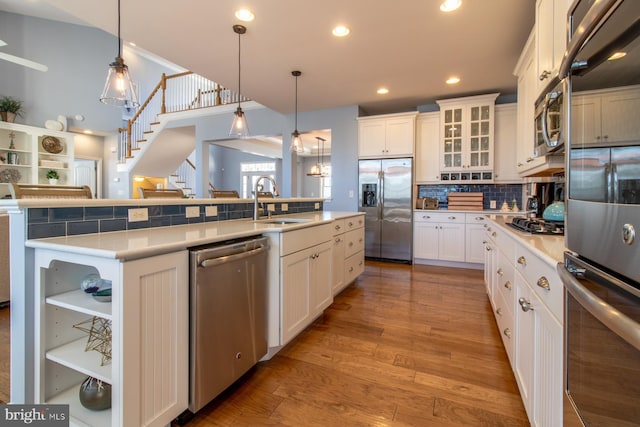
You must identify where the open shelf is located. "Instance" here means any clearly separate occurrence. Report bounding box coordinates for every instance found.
[48,384,112,427]
[46,289,112,320]
[46,338,112,383]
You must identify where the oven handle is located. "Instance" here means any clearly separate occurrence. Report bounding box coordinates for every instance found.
[557,262,640,352]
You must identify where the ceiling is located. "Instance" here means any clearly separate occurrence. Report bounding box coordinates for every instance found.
[0,0,535,116]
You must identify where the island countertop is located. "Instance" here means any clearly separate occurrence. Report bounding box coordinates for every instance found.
[25,211,363,261]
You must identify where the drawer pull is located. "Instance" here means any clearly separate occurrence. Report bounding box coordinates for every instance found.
[496,308,503,317]
[487,227,492,232]
[497,268,504,276]
[335,224,341,231]
[359,260,363,266]
[537,276,550,290]
[349,242,354,247]
[491,231,496,237]
[503,328,512,339]
[475,217,485,221]
[348,221,354,227]
[504,280,512,290]
[448,216,456,220]
[422,215,431,219]
[518,297,534,312]
[517,256,527,266]
[349,267,354,272]
[485,246,492,252]
[335,237,342,243]
[359,238,363,243]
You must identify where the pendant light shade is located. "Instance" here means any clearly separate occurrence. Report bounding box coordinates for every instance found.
[290,70,304,153]
[307,137,326,177]
[100,0,139,108]
[229,25,250,138]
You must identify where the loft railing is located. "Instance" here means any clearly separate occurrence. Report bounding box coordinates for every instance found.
[118,71,248,163]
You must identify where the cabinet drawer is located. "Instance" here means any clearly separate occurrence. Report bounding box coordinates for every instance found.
[514,246,563,322]
[344,228,365,258]
[465,213,488,225]
[344,215,364,231]
[487,223,516,262]
[413,211,465,223]
[281,223,333,256]
[496,252,515,313]
[493,287,514,364]
[332,219,346,236]
[344,251,365,284]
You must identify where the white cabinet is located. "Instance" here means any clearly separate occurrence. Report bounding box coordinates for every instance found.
[279,223,333,345]
[436,93,499,182]
[413,212,465,262]
[465,214,488,264]
[358,112,417,157]
[0,121,75,186]
[493,104,520,183]
[486,218,564,427]
[415,112,440,183]
[535,0,568,95]
[33,249,188,427]
[571,86,640,145]
[331,215,365,295]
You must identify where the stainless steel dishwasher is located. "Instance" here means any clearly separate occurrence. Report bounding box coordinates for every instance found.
[188,235,269,413]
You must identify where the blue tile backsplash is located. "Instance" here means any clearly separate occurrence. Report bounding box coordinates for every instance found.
[417,184,524,210]
[26,200,323,239]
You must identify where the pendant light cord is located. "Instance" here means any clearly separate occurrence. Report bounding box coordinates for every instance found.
[294,74,298,130]
[117,0,122,58]
[237,29,241,106]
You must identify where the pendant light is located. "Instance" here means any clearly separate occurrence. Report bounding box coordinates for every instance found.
[99,0,139,108]
[307,137,326,177]
[290,70,304,153]
[229,24,250,138]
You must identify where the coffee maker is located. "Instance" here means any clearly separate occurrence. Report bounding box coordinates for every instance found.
[529,182,556,217]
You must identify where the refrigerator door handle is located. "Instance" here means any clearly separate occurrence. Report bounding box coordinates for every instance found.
[379,170,384,220]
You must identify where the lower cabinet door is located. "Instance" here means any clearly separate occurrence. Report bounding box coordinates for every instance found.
[281,248,312,345]
[414,222,439,259]
[309,241,333,318]
[438,223,465,262]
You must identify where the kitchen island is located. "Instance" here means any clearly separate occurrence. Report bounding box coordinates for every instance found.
[2,196,363,426]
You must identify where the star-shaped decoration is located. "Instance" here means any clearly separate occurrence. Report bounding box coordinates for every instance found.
[73,316,112,366]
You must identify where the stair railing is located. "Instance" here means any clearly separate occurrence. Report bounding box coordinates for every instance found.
[171,158,216,198]
[118,71,248,163]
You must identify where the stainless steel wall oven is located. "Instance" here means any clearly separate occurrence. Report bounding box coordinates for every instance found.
[559,0,640,425]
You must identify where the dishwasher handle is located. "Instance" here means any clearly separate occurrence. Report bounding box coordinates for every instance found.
[200,244,268,268]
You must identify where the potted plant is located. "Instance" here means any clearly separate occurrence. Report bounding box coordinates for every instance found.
[46,169,59,185]
[0,95,24,123]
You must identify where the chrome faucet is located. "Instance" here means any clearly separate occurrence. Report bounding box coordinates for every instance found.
[253,175,280,220]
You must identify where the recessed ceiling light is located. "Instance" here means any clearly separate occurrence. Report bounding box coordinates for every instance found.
[440,0,462,12]
[446,76,461,85]
[235,8,255,22]
[608,51,626,60]
[332,25,350,37]
[377,88,389,95]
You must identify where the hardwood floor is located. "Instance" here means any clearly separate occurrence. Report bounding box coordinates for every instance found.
[183,261,529,426]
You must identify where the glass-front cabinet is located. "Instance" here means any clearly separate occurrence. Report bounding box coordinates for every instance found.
[437,93,499,182]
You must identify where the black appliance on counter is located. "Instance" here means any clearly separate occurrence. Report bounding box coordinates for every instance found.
[557,0,640,426]
[529,182,557,217]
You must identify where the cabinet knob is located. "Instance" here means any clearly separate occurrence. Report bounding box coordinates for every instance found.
[504,280,512,290]
[349,267,354,272]
[497,268,504,276]
[349,242,354,247]
[335,224,341,231]
[518,297,534,312]
[517,256,527,266]
[359,260,363,266]
[517,162,523,167]
[348,221,353,227]
[496,308,503,317]
[539,70,551,81]
[485,246,492,252]
[537,276,550,290]
[491,232,496,237]
[359,238,363,243]
[335,237,342,243]
[503,328,512,338]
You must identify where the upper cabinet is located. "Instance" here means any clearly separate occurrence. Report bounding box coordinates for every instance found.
[436,93,499,182]
[535,0,569,95]
[572,86,640,145]
[0,121,75,186]
[494,104,520,183]
[415,112,440,184]
[357,112,417,158]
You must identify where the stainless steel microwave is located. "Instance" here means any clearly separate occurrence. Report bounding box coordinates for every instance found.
[534,77,564,157]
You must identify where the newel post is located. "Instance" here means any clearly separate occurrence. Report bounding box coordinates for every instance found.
[160,73,167,114]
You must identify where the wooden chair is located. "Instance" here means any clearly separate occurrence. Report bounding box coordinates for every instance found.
[9,183,93,199]
[138,188,185,199]
[210,190,240,198]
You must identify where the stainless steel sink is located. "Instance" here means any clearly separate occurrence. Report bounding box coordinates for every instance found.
[257,218,311,225]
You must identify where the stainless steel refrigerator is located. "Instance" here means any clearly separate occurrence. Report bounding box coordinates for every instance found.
[358,158,413,262]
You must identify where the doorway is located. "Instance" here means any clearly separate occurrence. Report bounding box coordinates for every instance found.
[74,158,102,198]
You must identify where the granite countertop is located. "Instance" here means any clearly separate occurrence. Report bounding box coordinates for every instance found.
[25,211,363,261]
[487,215,568,266]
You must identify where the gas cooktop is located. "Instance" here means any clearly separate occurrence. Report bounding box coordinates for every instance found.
[507,217,564,235]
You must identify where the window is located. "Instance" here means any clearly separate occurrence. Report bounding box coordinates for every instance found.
[321,165,332,199]
[241,162,276,198]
